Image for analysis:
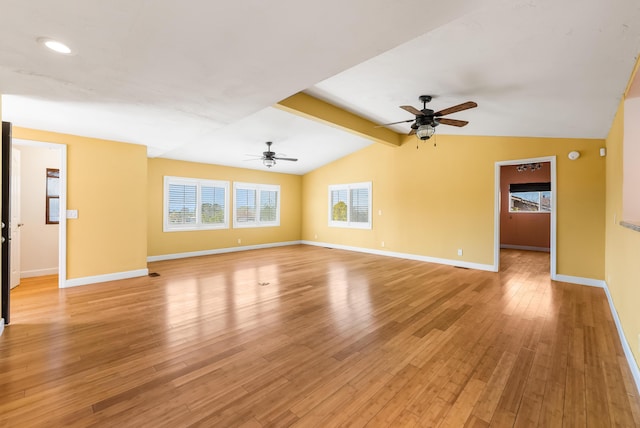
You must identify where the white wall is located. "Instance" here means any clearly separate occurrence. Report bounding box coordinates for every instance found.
[19,145,60,277]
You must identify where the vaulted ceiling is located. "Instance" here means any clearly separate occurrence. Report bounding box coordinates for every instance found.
[2,0,640,174]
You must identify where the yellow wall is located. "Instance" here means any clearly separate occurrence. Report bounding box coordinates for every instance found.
[303,134,606,278]
[9,124,607,284]
[147,158,302,257]
[605,100,640,368]
[13,127,148,279]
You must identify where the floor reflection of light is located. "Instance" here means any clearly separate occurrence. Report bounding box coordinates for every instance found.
[500,274,554,319]
[327,262,373,333]
[165,278,199,325]
[231,264,281,326]
[162,262,284,345]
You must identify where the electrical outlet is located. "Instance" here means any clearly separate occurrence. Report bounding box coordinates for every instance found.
[457,249,463,256]
[381,241,385,247]
[314,234,318,239]
[237,238,242,244]
[378,209,383,216]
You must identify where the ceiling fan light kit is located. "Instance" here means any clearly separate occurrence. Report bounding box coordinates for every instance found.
[516,163,542,172]
[416,124,435,140]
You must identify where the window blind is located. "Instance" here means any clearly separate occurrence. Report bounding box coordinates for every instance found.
[201,185,225,224]
[350,187,369,223]
[168,183,197,224]
[328,182,372,229]
[260,190,277,222]
[331,189,348,221]
[233,182,280,227]
[235,188,256,223]
[164,176,229,231]
[509,182,551,193]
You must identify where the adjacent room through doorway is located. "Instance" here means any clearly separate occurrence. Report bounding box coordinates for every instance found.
[14,143,62,283]
[500,162,551,253]
[494,157,556,276]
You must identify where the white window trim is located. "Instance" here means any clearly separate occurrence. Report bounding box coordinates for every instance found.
[328,181,372,229]
[233,182,281,229]
[163,176,230,232]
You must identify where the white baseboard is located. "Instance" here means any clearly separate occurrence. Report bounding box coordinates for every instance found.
[147,241,303,262]
[500,244,550,252]
[300,241,495,272]
[603,283,640,395]
[21,268,59,278]
[552,274,607,288]
[553,274,640,394]
[0,318,4,337]
[62,268,149,288]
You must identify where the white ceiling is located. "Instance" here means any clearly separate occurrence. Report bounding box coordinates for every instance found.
[1,0,640,175]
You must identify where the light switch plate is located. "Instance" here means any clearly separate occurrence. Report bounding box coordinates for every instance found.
[66,209,78,219]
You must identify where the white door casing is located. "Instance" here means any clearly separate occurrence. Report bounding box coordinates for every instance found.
[493,156,557,277]
[12,139,67,289]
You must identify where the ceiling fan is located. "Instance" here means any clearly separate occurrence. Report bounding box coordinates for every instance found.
[252,141,298,168]
[379,95,478,140]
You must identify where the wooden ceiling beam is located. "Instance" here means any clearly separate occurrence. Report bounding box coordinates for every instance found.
[275,92,402,147]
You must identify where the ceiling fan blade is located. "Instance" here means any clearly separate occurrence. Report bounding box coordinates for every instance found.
[400,105,424,116]
[434,101,478,117]
[438,118,469,127]
[408,128,417,136]
[375,119,415,127]
[273,157,298,162]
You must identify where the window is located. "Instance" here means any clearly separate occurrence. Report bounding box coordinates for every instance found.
[46,168,60,224]
[329,182,372,229]
[233,182,280,228]
[509,182,551,212]
[164,176,229,231]
[623,72,640,223]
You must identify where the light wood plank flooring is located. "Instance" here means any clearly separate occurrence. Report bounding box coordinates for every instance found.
[1,246,639,427]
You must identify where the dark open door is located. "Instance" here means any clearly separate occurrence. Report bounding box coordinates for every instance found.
[2,121,11,325]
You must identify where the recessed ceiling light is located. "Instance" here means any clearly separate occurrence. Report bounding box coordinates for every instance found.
[37,37,73,55]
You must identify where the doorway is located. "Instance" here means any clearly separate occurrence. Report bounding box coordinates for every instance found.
[493,156,557,277]
[12,139,67,289]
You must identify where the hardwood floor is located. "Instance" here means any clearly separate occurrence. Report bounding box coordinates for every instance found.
[1,246,639,427]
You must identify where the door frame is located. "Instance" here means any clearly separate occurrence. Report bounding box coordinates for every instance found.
[10,147,20,289]
[2,122,11,325]
[13,139,67,288]
[493,156,557,277]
